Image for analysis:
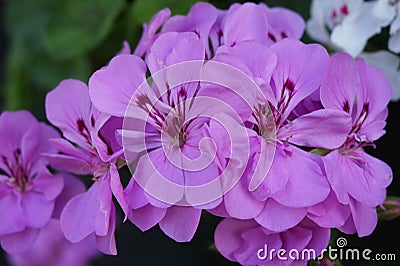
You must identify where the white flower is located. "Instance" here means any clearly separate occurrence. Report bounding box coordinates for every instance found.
[307,0,386,57]
[373,0,400,53]
[361,50,400,101]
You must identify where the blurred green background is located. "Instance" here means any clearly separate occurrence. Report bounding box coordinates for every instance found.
[0,0,399,265]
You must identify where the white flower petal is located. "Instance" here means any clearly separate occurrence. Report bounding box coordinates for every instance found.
[389,31,400,53]
[372,0,396,27]
[306,0,331,44]
[331,2,383,57]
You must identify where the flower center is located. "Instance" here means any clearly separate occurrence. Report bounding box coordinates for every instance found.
[137,85,195,148]
[252,103,275,140]
[1,149,31,191]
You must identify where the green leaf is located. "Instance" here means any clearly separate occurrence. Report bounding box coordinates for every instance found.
[31,56,91,91]
[129,0,199,25]
[5,0,51,54]
[310,148,331,156]
[44,0,124,60]
[3,39,31,110]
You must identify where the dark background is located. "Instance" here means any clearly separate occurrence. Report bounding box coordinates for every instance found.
[0,0,399,265]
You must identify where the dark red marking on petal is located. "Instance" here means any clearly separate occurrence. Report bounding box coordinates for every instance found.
[268,32,277,43]
[340,5,349,16]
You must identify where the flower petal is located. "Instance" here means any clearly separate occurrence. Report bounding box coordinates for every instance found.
[159,206,201,242]
[128,204,167,231]
[88,55,147,117]
[0,228,39,254]
[255,199,307,232]
[46,79,93,149]
[279,109,352,149]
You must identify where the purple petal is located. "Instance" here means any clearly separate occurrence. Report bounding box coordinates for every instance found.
[338,216,357,235]
[21,122,59,174]
[265,6,305,46]
[45,79,92,149]
[134,8,171,57]
[255,199,307,232]
[0,111,38,172]
[322,150,350,205]
[307,192,351,228]
[60,182,101,243]
[349,197,378,237]
[222,3,269,46]
[216,41,277,81]
[272,146,330,208]
[135,149,184,207]
[250,140,288,201]
[278,109,352,149]
[207,202,230,218]
[0,228,39,254]
[224,179,264,219]
[124,178,149,210]
[356,58,391,127]
[146,31,204,74]
[88,55,147,117]
[109,164,129,219]
[235,226,281,265]
[21,191,54,229]
[128,204,167,231]
[300,218,330,257]
[95,204,117,255]
[32,168,64,201]
[324,150,391,207]
[214,218,258,262]
[53,173,86,219]
[0,188,24,235]
[280,226,312,253]
[320,53,360,114]
[44,138,93,175]
[159,206,201,242]
[162,2,218,56]
[270,39,329,120]
[118,40,131,55]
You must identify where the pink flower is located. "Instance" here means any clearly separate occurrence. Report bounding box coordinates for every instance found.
[312,52,393,236]
[0,111,63,254]
[214,218,330,265]
[45,79,129,254]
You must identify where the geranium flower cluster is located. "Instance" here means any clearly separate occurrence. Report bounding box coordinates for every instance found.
[0,2,393,265]
[307,0,400,101]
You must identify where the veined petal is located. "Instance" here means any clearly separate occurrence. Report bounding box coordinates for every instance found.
[128,204,167,231]
[270,39,329,120]
[88,55,147,117]
[320,52,360,114]
[46,79,92,149]
[279,109,352,149]
[159,206,201,242]
[265,5,305,46]
[222,3,269,46]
